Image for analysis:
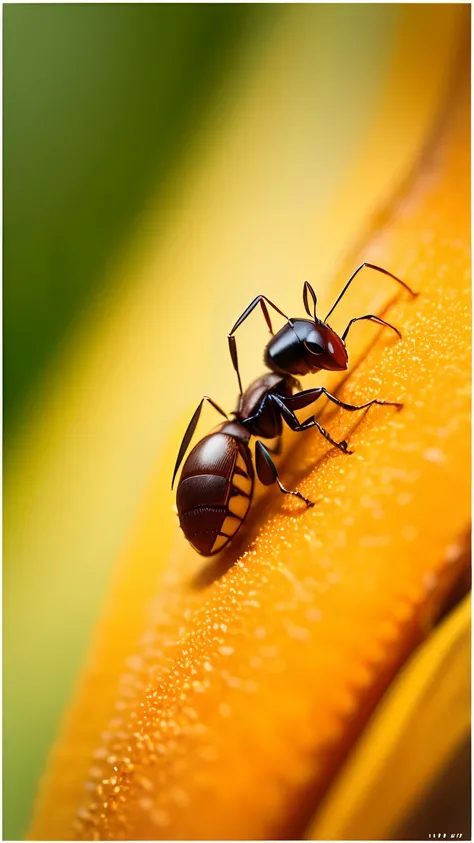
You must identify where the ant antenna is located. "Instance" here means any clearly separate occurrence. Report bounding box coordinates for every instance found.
[325,262,418,322]
[303,281,318,321]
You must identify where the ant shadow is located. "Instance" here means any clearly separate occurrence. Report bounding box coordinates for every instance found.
[191,293,403,591]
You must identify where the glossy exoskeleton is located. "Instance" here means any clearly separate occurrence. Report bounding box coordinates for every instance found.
[173,263,417,555]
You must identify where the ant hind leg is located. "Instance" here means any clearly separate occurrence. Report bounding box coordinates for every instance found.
[255,441,315,507]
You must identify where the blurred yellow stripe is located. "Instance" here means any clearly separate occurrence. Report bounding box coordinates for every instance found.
[309,594,471,840]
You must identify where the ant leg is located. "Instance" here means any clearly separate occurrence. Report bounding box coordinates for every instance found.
[255,441,315,507]
[228,295,290,394]
[312,389,403,414]
[172,396,228,489]
[271,387,402,454]
[277,387,403,415]
[325,262,418,321]
[342,314,402,343]
[300,417,353,454]
[269,394,352,454]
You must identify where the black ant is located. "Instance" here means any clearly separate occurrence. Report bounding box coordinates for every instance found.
[172,263,417,555]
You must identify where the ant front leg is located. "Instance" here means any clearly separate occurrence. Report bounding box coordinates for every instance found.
[228,295,290,394]
[255,441,315,507]
[341,314,402,343]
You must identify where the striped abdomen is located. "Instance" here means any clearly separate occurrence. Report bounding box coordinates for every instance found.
[176,432,254,555]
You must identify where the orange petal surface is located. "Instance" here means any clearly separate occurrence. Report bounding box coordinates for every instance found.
[28,42,470,843]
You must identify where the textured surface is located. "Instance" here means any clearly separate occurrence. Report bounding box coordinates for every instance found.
[28,59,470,841]
[6,8,466,838]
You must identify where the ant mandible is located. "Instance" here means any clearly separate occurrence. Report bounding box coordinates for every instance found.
[172,263,417,556]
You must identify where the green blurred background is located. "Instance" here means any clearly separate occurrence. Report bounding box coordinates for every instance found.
[4,4,466,839]
[4,5,266,837]
[4,3,265,440]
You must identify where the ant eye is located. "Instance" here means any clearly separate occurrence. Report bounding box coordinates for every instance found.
[305,340,323,354]
[304,330,324,355]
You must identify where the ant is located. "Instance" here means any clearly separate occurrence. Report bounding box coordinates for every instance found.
[172,263,417,556]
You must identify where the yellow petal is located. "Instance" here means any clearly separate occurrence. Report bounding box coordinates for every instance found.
[309,593,471,840]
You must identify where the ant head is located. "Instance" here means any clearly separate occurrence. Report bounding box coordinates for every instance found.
[303,321,348,371]
[302,281,348,371]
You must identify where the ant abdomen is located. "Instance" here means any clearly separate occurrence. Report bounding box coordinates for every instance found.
[176,428,254,556]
